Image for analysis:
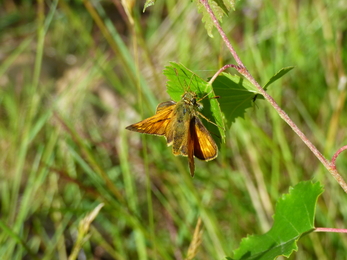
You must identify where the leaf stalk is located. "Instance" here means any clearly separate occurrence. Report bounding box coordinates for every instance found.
[315,227,347,233]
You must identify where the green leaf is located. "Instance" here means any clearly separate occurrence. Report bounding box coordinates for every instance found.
[163,62,226,143]
[213,0,229,14]
[263,67,294,90]
[143,0,156,12]
[230,181,324,260]
[194,0,236,37]
[222,0,236,11]
[194,0,215,38]
[212,73,259,129]
[253,66,294,102]
[214,0,236,13]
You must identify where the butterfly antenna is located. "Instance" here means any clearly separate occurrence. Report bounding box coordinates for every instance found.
[209,130,222,140]
[186,73,196,93]
[181,72,195,93]
[174,68,187,93]
[197,89,219,103]
[174,68,198,93]
[197,111,225,131]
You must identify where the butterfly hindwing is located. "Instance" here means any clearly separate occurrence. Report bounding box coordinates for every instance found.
[191,116,218,161]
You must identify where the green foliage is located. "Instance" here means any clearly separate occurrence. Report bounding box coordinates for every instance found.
[220,0,236,11]
[231,181,324,260]
[252,66,294,102]
[263,67,295,90]
[163,62,277,142]
[194,0,236,37]
[212,73,259,129]
[164,62,210,101]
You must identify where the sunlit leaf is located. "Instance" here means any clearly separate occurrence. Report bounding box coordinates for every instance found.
[212,73,259,129]
[193,0,236,37]
[228,181,324,260]
[254,66,294,102]
[263,66,294,90]
[222,0,236,10]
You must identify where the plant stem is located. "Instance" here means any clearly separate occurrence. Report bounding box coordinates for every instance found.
[331,145,347,167]
[209,64,242,84]
[199,0,347,193]
[315,227,347,233]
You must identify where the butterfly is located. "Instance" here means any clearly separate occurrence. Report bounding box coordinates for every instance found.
[126,91,218,176]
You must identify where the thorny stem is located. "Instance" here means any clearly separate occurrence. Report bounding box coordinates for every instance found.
[199,0,347,193]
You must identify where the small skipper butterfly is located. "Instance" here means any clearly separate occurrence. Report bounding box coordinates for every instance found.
[126,88,219,176]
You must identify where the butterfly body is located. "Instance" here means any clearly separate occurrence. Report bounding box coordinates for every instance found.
[126,91,218,176]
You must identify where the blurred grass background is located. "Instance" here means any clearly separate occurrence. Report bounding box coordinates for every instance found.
[0,0,347,259]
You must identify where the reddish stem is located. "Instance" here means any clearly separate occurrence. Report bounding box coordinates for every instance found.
[331,145,347,169]
[315,227,347,233]
[209,64,242,84]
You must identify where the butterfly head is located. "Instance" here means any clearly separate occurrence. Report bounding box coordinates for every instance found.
[182,92,203,110]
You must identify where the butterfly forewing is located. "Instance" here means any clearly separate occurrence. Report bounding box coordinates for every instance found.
[156,101,176,114]
[126,103,176,136]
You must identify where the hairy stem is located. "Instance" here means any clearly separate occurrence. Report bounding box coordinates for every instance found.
[208,64,242,84]
[199,0,347,193]
[331,145,347,167]
[315,227,347,233]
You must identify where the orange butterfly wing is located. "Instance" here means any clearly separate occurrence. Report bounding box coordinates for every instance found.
[156,101,176,114]
[190,116,218,161]
[126,101,176,136]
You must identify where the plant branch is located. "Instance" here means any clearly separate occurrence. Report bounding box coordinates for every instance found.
[331,145,347,167]
[208,64,242,84]
[199,0,347,193]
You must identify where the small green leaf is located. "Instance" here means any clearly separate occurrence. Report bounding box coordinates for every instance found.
[195,0,215,38]
[213,0,229,14]
[212,73,259,129]
[253,67,294,102]
[194,0,235,37]
[263,67,294,90]
[231,181,324,260]
[143,0,156,12]
[222,0,236,11]
[163,62,225,143]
